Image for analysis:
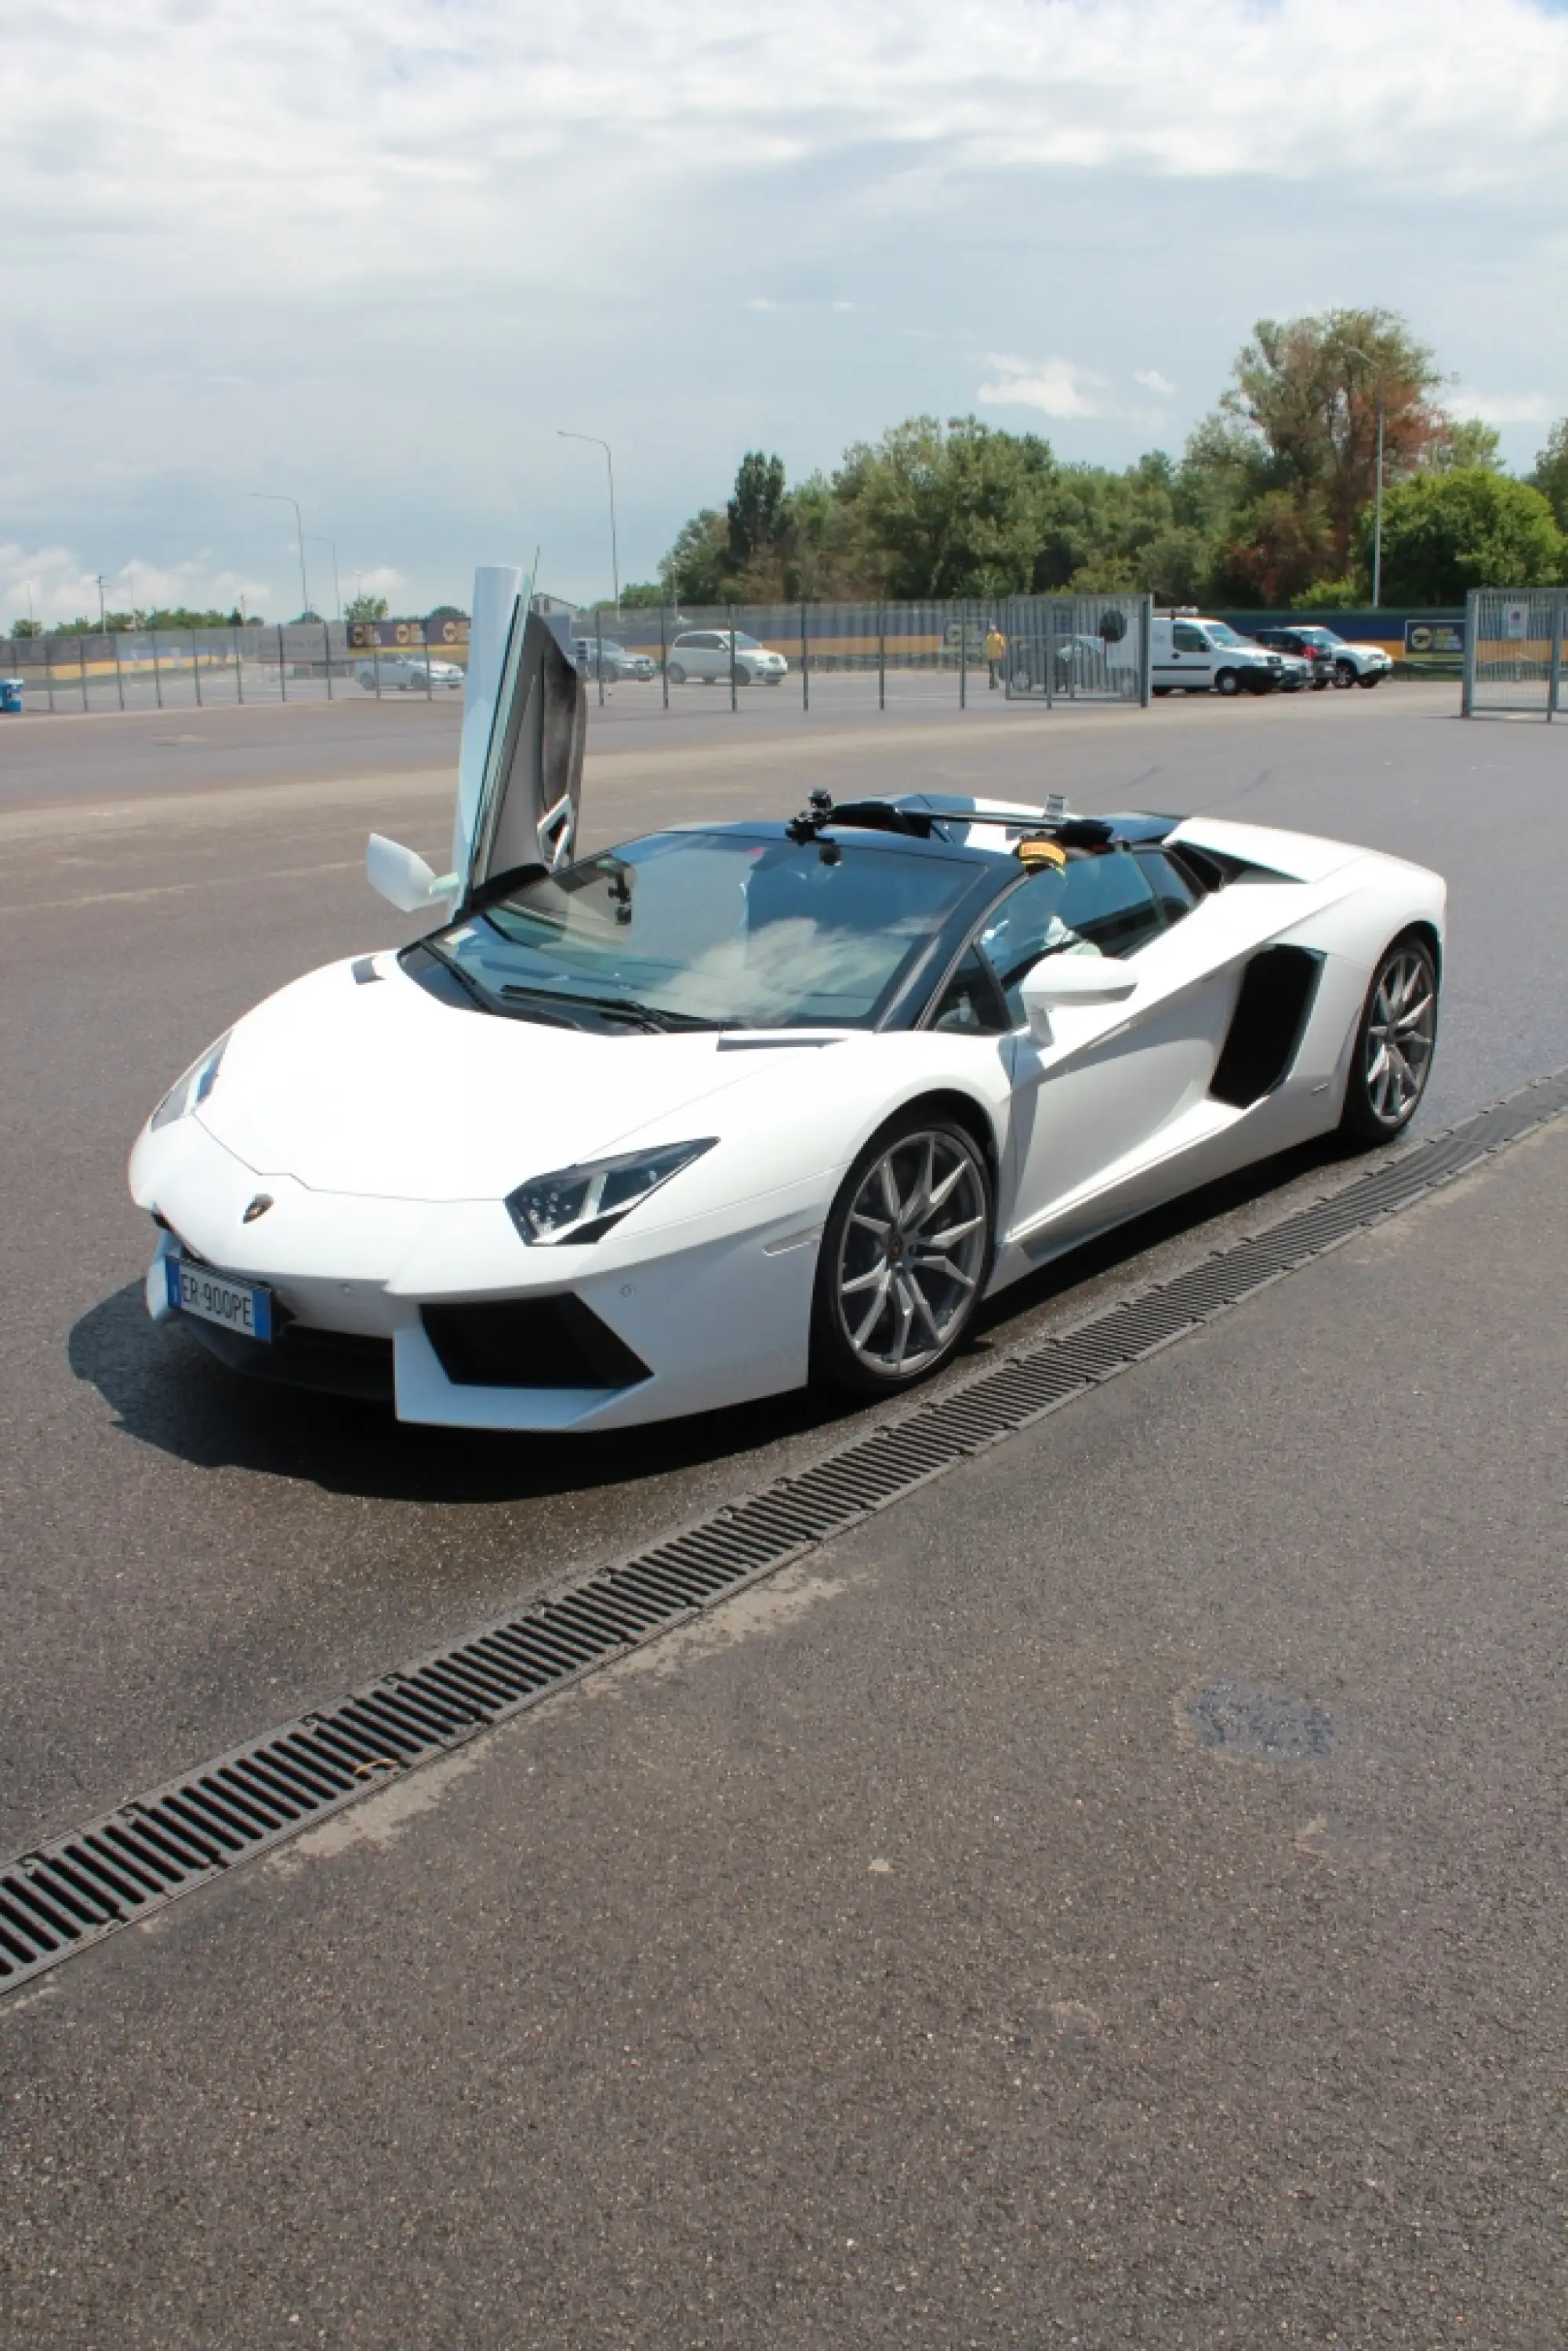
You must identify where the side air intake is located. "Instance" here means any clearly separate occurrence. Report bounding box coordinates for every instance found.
[1210,947,1323,1108]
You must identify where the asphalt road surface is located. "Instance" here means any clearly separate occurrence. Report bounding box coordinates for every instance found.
[0,684,1563,2343]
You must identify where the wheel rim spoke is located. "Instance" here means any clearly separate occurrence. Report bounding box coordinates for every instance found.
[1363,950,1435,1128]
[838,1132,988,1376]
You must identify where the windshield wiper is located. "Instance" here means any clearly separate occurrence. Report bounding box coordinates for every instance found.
[499,986,733,1034]
[419,943,585,1029]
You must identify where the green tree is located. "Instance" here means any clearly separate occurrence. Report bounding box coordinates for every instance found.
[662,509,729,604]
[1430,417,1504,473]
[1529,418,1568,531]
[1200,307,1448,597]
[1370,469,1563,603]
[345,594,387,624]
[727,452,788,572]
[12,616,42,637]
[426,603,468,625]
[836,416,1055,598]
[618,582,668,609]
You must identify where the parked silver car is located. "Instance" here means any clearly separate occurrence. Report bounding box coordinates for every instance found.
[666,630,788,685]
[571,637,656,682]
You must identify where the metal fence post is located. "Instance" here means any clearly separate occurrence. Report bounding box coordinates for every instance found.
[191,628,203,707]
[372,634,381,699]
[78,636,89,711]
[423,619,433,702]
[660,603,668,709]
[151,633,164,710]
[44,634,56,713]
[1461,591,1477,718]
[800,601,809,712]
[728,604,737,710]
[113,631,125,710]
[324,620,334,702]
[595,607,604,708]
[1548,590,1565,723]
[878,602,885,710]
[1138,593,1153,707]
[959,610,967,709]
[278,624,287,703]
[233,624,244,704]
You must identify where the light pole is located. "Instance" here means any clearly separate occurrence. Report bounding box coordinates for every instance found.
[1345,347,1385,609]
[557,431,620,616]
[251,491,311,620]
[305,536,342,622]
[95,575,108,633]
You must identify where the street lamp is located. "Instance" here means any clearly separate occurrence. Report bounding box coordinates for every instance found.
[557,431,620,616]
[1345,347,1385,609]
[250,491,311,620]
[305,536,342,622]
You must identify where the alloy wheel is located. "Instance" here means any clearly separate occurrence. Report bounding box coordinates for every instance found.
[1363,946,1436,1126]
[834,1129,989,1378]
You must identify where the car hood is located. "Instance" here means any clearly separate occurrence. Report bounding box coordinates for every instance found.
[193,957,765,1201]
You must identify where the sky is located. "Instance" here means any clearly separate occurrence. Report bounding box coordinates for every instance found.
[4,0,1568,624]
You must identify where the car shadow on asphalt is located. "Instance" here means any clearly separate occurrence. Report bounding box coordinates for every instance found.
[68,1132,1365,1507]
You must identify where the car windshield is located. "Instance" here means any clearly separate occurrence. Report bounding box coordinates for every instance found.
[429,831,982,1029]
[1298,627,1344,647]
[725,632,760,649]
[1203,623,1247,648]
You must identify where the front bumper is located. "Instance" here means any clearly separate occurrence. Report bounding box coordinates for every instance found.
[134,1115,829,1431]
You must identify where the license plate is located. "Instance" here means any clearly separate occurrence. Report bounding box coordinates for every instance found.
[165,1255,274,1343]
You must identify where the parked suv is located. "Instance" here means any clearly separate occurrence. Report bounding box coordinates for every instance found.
[571,637,656,682]
[1267,624,1391,689]
[1250,627,1335,689]
[666,630,789,686]
[1150,615,1278,696]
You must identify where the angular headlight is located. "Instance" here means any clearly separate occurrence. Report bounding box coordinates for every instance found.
[150,1030,232,1132]
[506,1138,717,1247]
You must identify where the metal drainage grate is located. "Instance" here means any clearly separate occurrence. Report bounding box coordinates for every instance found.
[3,1066,1566,2000]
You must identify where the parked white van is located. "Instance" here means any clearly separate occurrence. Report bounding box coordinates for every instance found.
[1152,615,1278,697]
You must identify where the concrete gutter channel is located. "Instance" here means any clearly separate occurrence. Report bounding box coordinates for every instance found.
[1,1086,1563,2346]
[3,1067,1565,2005]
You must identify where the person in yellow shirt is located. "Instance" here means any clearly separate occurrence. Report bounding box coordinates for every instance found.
[985,620,1007,690]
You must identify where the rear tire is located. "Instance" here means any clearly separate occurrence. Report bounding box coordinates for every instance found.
[1334,662,1356,689]
[1340,934,1439,1145]
[666,663,685,685]
[811,1110,993,1398]
[1358,671,1381,689]
[1214,668,1241,697]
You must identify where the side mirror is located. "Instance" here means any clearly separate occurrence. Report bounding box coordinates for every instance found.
[367,833,457,915]
[1018,953,1137,1038]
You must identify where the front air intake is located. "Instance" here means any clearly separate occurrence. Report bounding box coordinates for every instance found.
[421,1296,652,1389]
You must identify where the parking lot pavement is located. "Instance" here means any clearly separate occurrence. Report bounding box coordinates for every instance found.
[2,1106,1561,2350]
[1,683,1566,1862]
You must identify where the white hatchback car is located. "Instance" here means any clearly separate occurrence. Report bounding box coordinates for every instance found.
[357,657,466,692]
[666,630,788,685]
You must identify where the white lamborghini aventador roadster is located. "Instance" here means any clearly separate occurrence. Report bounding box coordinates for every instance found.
[130,565,1445,1431]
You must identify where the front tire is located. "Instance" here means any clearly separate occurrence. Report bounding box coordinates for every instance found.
[666,663,686,685]
[1334,662,1356,689]
[1358,671,1382,689]
[811,1112,993,1397]
[1214,668,1241,697]
[1340,934,1439,1144]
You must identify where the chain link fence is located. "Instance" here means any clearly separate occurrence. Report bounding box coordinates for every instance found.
[1462,589,1567,718]
[0,596,1152,718]
[562,593,1152,714]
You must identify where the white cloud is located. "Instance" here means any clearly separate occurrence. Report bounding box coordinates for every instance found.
[0,543,273,625]
[1450,391,1556,424]
[978,355,1109,418]
[5,0,1568,598]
